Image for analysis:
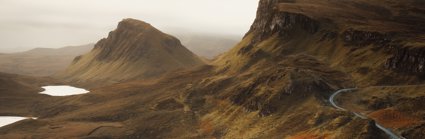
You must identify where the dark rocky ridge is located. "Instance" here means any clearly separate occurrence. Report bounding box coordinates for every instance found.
[246,0,320,44]
[342,29,394,46]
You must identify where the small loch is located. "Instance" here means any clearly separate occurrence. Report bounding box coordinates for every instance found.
[39,85,89,96]
[0,117,36,127]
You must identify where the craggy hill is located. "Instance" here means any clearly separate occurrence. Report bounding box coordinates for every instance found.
[57,19,204,86]
[1,0,425,138]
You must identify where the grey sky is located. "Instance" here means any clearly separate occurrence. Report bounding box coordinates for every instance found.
[0,0,258,52]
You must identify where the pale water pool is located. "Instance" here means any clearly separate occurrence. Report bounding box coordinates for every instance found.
[0,116,36,127]
[39,85,89,96]
[0,86,88,128]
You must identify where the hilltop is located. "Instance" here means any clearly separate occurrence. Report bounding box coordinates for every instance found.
[57,19,204,87]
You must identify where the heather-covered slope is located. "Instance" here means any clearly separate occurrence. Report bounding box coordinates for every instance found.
[58,19,204,86]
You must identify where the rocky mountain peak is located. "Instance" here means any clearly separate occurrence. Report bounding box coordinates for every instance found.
[117,18,153,30]
[59,18,204,86]
[91,18,184,62]
[246,0,319,44]
[112,18,159,37]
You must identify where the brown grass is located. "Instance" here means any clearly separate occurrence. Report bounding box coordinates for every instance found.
[200,119,215,135]
[287,132,330,139]
[369,108,422,129]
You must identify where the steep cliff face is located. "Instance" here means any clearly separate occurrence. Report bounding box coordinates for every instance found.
[58,19,204,86]
[215,2,322,73]
[218,0,425,85]
[246,0,320,45]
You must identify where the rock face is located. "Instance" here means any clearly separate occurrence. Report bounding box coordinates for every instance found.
[342,29,393,46]
[58,19,204,86]
[386,46,425,77]
[247,0,319,44]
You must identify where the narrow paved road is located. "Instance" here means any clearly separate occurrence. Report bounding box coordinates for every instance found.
[329,88,406,139]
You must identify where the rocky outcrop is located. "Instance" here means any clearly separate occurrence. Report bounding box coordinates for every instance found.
[227,55,345,117]
[342,29,393,46]
[246,0,320,44]
[230,76,334,117]
[153,98,184,110]
[385,46,425,77]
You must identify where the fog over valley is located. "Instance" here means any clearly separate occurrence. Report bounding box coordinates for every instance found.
[0,0,258,52]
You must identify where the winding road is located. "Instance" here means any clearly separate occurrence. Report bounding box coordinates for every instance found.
[329,88,406,139]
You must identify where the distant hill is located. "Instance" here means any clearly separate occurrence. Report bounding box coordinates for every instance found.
[0,46,30,54]
[57,19,204,86]
[0,44,93,76]
[173,32,240,59]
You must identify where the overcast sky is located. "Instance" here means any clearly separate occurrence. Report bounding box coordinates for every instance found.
[0,0,258,52]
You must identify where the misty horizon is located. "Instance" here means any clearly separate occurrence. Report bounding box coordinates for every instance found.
[0,0,258,53]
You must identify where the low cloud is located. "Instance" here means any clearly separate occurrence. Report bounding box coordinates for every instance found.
[0,0,258,52]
